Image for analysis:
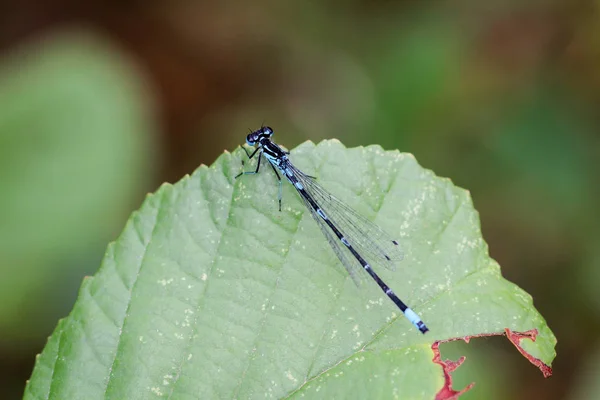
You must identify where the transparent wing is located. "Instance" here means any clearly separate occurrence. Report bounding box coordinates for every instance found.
[290,164,404,271]
[297,191,366,286]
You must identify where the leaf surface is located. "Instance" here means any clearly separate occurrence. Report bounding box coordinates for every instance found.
[25,140,556,399]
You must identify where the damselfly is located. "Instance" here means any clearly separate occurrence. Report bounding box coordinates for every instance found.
[236,126,428,334]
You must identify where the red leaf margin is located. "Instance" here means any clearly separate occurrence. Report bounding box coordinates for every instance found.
[432,328,553,400]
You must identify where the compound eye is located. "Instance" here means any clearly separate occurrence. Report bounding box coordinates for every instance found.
[264,126,274,136]
[246,134,257,145]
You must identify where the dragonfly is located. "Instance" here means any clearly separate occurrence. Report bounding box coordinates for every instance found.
[235,126,428,334]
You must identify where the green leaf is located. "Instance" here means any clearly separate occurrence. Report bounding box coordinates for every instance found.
[0,29,155,340]
[25,140,556,399]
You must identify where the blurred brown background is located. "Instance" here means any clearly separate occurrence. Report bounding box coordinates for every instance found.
[1,1,599,399]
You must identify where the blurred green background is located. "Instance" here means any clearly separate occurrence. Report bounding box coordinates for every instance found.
[1,1,598,399]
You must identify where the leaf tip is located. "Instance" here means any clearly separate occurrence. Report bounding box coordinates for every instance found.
[504,328,553,378]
